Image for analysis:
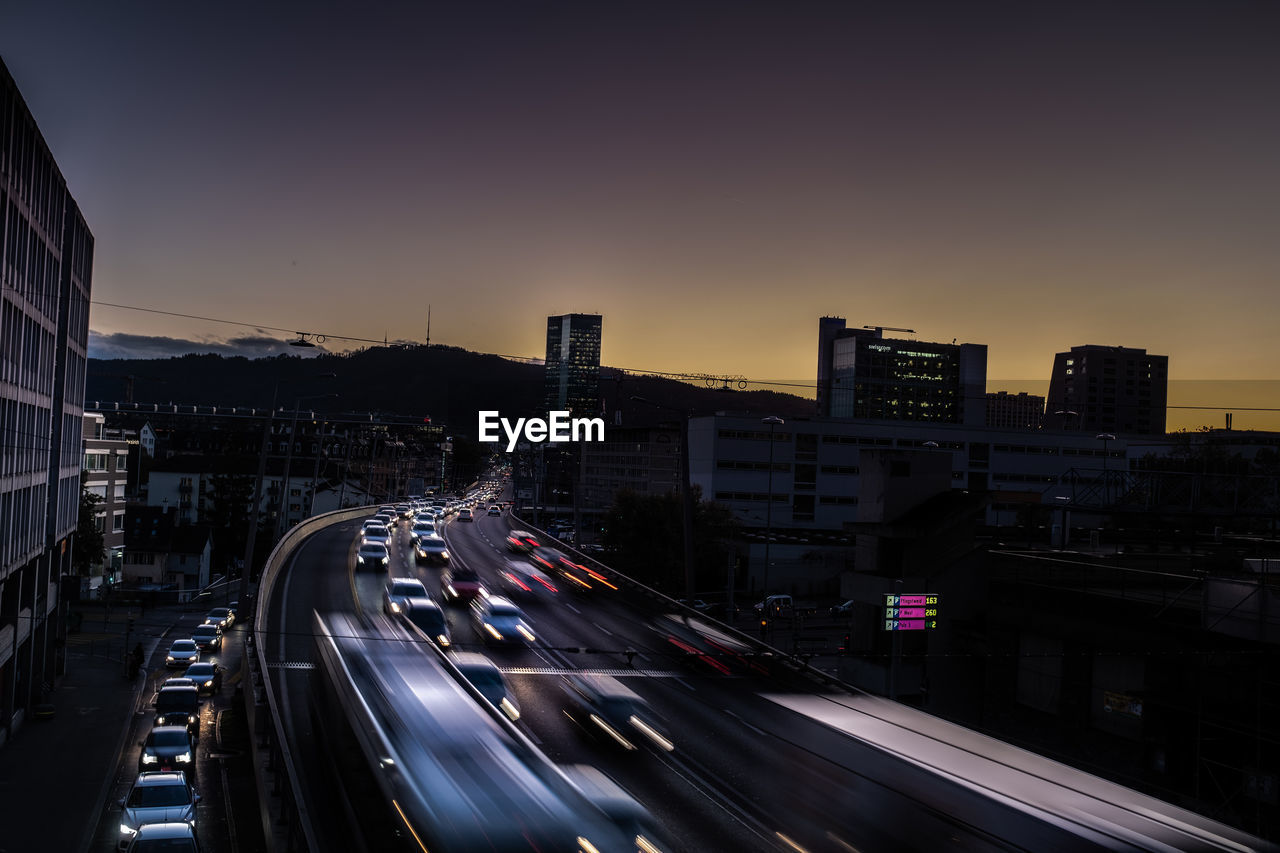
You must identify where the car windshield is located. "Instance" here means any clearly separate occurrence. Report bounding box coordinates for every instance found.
[453,568,479,581]
[209,609,229,617]
[128,784,191,807]
[489,603,520,617]
[192,626,216,636]
[149,729,190,747]
[360,545,388,556]
[156,692,197,711]
[185,664,214,676]
[131,838,198,852]
[391,582,424,596]
[171,641,196,652]
[366,525,389,535]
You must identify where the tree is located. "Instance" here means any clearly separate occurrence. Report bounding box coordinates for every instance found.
[205,473,254,573]
[73,479,105,577]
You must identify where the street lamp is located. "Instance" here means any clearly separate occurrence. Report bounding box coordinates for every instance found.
[761,415,785,635]
[238,374,336,608]
[630,396,696,605]
[1056,410,1079,430]
[277,393,340,540]
[1096,433,1116,504]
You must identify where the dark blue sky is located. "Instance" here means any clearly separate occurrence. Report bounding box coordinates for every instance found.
[3,1,1279,407]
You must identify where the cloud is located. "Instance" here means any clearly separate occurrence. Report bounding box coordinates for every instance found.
[88,330,330,360]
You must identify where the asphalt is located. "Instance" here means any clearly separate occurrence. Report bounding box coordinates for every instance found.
[0,598,266,853]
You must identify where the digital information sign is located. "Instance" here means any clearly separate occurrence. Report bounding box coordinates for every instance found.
[883,593,939,631]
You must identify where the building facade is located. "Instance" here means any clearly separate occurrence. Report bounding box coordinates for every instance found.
[1044,345,1168,434]
[817,319,987,426]
[544,313,602,415]
[1,58,94,740]
[83,413,132,588]
[986,391,1045,430]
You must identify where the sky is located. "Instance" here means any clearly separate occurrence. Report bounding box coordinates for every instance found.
[3,0,1279,427]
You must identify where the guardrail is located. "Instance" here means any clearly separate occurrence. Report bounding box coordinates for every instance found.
[248,505,373,853]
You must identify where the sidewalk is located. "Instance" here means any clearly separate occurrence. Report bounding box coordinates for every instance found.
[0,602,183,853]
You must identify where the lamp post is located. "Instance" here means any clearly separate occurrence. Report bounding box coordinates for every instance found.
[1096,432,1115,504]
[238,375,335,609]
[1056,410,1079,430]
[277,393,339,541]
[761,416,785,635]
[631,396,696,605]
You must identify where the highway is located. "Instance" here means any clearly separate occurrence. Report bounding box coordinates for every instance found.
[254,488,1279,853]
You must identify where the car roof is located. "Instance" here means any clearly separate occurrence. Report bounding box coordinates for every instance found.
[170,639,197,647]
[134,771,191,787]
[404,596,439,611]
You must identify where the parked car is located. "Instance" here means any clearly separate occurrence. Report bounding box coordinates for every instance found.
[118,772,200,851]
[183,662,224,695]
[164,640,200,669]
[137,726,195,774]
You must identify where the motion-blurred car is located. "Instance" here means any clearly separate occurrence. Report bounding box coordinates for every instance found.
[470,595,536,647]
[451,651,520,720]
[496,559,558,601]
[118,772,200,851]
[356,542,390,571]
[506,530,540,553]
[383,577,429,614]
[441,565,485,603]
[164,640,200,669]
[413,534,449,564]
[561,673,674,753]
[400,597,451,648]
[529,547,613,591]
[183,662,224,695]
[137,726,195,774]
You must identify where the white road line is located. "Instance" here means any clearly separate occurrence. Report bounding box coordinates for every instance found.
[564,603,581,614]
[221,754,239,853]
[592,622,614,637]
[722,708,768,737]
[673,677,695,692]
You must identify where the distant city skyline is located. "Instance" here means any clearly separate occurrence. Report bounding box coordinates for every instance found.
[4,1,1279,426]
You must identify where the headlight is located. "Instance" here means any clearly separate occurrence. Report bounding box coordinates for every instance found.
[176,751,192,763]
[189,713,198,723]
[166,655,175,661]
[437,634,450,647]
[389,601,400,613]
[483,623,503,641]
[441,551,450,559]
[120,823,138,837]
[202,679,213,686]
[357,556,365,563]
[141,753,158,764]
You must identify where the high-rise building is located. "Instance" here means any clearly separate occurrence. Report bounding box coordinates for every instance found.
[1044,345,1168,434]
[1,57,95,738]
[816,318,987,425]
[544,313,602,415]
[986,391,1045,430]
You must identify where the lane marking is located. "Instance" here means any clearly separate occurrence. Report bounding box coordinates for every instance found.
[722,708,768,737]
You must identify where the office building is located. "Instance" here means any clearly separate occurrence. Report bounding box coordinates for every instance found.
[544,313,602,415]
[1,57,94,740]
[1044,345,1168,434]
[83,413,133,590]
[816,318,987,425]
[986,391,1045,430]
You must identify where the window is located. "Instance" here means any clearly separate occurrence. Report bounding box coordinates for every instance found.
[115,454,128,472]
[112,511,125,533]
[84,452,108,471]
